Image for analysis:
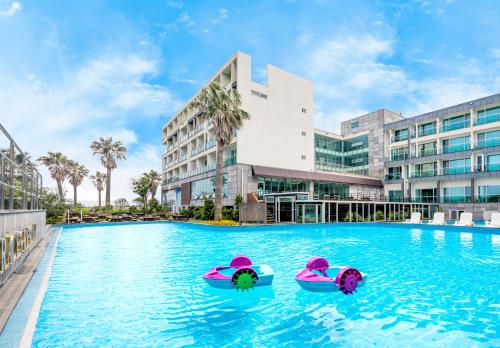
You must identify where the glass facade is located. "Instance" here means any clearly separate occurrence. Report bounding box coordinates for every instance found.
[442,114,470,132]
[476,106,500,125]
[314,134,368,175]
[418,142,437,157]
[412,162,437,177]
[477,130,500,148]
[442,136,470,153]
[415,188,437,203]
[390,147,408,161]
[418,122,436,137]
[477,185,500,202]
[443,186,471,203]
[392,128,408,142]
[388,190,402,202]
[313,182,349,199]
[486,154,500,171]
[387,166,402,180]
[257,176,310,200]
[442,158,471,175]
[191,174,228,200]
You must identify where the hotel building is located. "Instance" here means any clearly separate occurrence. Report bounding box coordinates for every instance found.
[384,93,500,219]
[161,51,499,222]
[161,52,396,221]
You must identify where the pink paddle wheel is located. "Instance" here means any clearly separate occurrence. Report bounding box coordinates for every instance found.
[335,267,363,295]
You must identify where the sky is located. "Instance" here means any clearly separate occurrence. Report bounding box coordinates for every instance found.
[0,0,499,204]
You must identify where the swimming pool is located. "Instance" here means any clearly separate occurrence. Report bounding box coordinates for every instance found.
[15,223,500,346]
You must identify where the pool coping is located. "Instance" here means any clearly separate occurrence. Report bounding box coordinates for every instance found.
[0,226,58,338]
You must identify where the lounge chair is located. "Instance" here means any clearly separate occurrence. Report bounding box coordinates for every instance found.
[454,212,474,227]
[405,212,422,224]
[428,212,446,225]
[485,212,500,228]
[0,237,6,273]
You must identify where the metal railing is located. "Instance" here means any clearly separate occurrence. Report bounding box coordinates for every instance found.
[0,123,43,210]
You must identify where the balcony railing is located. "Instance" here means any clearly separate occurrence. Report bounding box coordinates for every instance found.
[440,119,470,132]
[391,135,408,143]
[411,196,438,203]
[415,148,437,158]
[442,195,472,203]
[442,166,470,175]
[442,143,470,154]
[476,195,500,202]
[191,140,216,156]
[476,138,500,148]
[386,152,409,162]
[385,173,402,180]
[224,156,237,167]
[418,127,437,137]
[485,162,500,171]
[410,170,437,178]
[475,113,500,126]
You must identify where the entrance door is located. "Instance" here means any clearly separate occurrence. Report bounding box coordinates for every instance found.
[276,197,294,222]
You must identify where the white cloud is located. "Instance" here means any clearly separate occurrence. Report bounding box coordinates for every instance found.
[0,1,21,17]
[166,0,183,9]
[490,48,500,59]
[177,12,195,28]
[0,54,179,202]
[211,8,228,24]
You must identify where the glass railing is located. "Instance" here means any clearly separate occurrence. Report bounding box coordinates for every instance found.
[440,120,470,132]
[476,138,500,148]
[224,156,237,167]
[416,148,437,157]
[442,143,470,154]
[475,113,500,126]
[418,127,437,137]
[385,173,402,180]
[386,152,409,161]
[485,162,500,171]
[391,135,408,143]
[191,140,216,156]
[442,166,470,175]
[410,170,437,178]
[442,195,472,203]
[411,196,438,203]
[476,195,500,202]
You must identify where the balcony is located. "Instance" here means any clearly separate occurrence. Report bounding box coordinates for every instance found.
[385,152,409,162]
[475,113,500,126]
[476,138,500,148]
[415,148,437,158]
[385,173,402,180]
[410,170,437,178]
[476,195,500,203]
[441,166,471,175]
[418,127,437,137]
[442,143,470,154]
[191,140,216,157]
[485,162,500,172]
[224,155,237,167]
[411,196,438,203]
[441,195,472,203]
[391,135,408,143]
[440,120,470,132]
[189,163,216,177]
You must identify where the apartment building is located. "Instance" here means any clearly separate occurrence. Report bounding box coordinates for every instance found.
[161,52,385,216]
[384,93,500,219]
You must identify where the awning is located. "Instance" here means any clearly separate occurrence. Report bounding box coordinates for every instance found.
[252,165,383,187]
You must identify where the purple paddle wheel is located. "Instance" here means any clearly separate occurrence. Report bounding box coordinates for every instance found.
[335,267,363,295]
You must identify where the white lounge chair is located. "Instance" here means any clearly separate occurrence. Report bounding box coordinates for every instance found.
[454,212,474,227]
[429,212,446,225]
[405,212,422,224]
[485,212,500,228]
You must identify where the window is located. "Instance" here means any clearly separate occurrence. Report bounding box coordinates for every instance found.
[301,155,306,160]
[476,106,500,125]
[442,114,470,132]
[477,185,500,202]
[415,188,437,203]
[418,122,436,137]
[442,158,470,175]
[387,167,402,180]
[313,182,349,200]
[393,128,409,142]
[477,130,500,148]
[442,136,470,153]
[443,187,471,203]
[486,154,500,171]
[351,121,359,129]
[191,175,228,200]
[302,108,307,113]
[301,131,306,136]
[257,176,310,200]
[390,147,408,161]
[418,142,437,157]
[389,190,402,202]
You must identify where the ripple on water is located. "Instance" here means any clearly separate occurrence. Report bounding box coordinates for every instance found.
[31,223,500,347]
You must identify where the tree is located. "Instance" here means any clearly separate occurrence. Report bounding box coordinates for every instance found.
[38,152,69,202]
[147,170,161,199]
[190,81,250,220]
[90,137,127,207]
[131,175,150,213]
[66,160,89,206]
[114,198,128,208]
[90,171,107,208]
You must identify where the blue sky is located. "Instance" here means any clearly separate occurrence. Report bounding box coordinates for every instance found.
[0,0,499,202]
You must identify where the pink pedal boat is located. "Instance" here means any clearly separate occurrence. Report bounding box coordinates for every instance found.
[295,257,366,294]
[203,255,274,290]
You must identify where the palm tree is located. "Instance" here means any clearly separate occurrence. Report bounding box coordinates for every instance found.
[90,171,107,208]
[66,160,89,206]
[147,170,161,198]
[38,152,69,202]
[90,137,127,207]
[190,81,250,220]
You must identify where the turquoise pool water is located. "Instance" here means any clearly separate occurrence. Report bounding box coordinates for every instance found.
[32,223,499,347]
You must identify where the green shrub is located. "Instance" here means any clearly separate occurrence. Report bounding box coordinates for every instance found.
[203,199,214,220]
[193,207,205,220]
[375,211,384,221]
